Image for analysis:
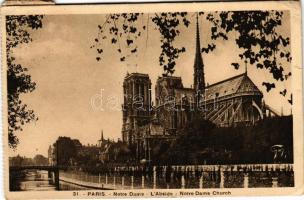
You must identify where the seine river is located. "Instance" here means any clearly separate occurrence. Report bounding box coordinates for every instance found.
[10,170,90,191]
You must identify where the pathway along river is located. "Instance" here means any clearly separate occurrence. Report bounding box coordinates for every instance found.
[9,164,294,191]
[9,170,91,191]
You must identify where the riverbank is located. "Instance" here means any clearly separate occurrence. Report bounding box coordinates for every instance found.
[9,164,294,191]
[60,176,113,190]
[59,163,294,189]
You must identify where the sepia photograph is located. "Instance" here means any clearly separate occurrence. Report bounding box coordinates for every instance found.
[1,1,303,198]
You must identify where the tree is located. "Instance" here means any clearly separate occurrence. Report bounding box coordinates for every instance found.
[54,136,80,166]
[33,154,48,166]
[205,11,291,102]
[158,115,216,165]
[92,11,291,101]
[6,15,43,148]
[91,13,190,76]
[157,115,292,165]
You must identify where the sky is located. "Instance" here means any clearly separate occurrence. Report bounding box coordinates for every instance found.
[9,12,291,158]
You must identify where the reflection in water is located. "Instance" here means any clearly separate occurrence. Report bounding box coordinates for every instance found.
[10,170,92,191]
[10,170,56,191]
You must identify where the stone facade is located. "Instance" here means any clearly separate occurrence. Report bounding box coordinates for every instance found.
[121,17,277,161]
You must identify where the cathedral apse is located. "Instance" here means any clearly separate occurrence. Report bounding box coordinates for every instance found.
[121,17,285,163]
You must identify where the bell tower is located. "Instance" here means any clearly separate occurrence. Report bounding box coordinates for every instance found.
[121,73,152,145]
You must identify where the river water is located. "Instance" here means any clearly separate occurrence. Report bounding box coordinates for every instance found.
[10,170,89,191]
[10,170,55,191]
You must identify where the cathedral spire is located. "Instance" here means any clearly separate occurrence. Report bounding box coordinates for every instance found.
[195,14,201,59]
[101,130,104,141]
[193,13,205,94]
[245,60,248,75]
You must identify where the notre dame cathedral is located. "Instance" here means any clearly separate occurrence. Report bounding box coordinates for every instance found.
[121,18,279,161]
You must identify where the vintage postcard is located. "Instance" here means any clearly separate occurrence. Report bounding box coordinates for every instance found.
[1,0,303,199]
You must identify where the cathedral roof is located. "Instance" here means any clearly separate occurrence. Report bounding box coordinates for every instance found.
[204,73,262,101]
[164,73,262,104]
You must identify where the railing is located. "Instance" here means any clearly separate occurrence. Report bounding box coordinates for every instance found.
[59,164,294,189]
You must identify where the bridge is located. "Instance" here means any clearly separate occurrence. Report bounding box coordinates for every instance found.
[9,165,63,190]
[9,165,61,171]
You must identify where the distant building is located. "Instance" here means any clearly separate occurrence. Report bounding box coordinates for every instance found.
[96,130,132,163]
[9,155,34,166]
[47,145,55,165]
[97,130,113,162]
[121,17,279,161]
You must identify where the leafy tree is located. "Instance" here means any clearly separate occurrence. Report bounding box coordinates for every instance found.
[157,116,293,165]
[92,11,291,101]
[33,154,48,165]
[205,11,292,102]
[6,15,43,148]
[157,115,216,165]
[54,137,80,166]
[110,141,132,163]
[91,12,190,76]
